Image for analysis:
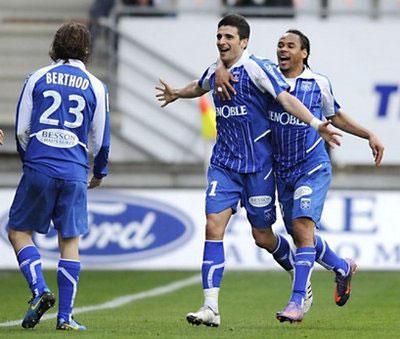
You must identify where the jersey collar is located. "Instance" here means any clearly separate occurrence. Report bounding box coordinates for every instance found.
[53,59,87,70]
[227,50,250,71]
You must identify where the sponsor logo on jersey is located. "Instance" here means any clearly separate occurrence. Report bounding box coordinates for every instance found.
[294,186,313,200]
[0,192,194,265]
[35,129,79,148]
[249,195,272,207]
[216,105,248,118]
[268,111,307,126]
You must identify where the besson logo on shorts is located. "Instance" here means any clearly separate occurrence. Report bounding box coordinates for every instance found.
[249,195,272,207]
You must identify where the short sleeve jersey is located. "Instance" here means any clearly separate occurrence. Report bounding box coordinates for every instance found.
[268,67,340,176]
[15,59,110,182]
[198,51,289,173]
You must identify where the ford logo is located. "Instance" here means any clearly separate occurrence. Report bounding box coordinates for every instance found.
[0,191,194,264]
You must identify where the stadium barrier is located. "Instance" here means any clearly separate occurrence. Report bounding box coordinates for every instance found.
[0,188,398,270]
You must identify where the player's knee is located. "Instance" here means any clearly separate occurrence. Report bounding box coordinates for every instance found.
[205,214,225,239]
[292,218,315,247]
[7,230,16,245]
[252,228,276,252]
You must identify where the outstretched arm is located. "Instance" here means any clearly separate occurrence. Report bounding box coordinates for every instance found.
[155,78,208,108]
[0,129,3,145]
[277,91,342,148]
[329,109,384,166]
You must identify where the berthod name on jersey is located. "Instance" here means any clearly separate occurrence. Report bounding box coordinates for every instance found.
[46,72,89,90]
[269,110,307,126]
[216,105,247,118]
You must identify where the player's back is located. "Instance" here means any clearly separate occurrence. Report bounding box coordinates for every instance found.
[17,59,108,182]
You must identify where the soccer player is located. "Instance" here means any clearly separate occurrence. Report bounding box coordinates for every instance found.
[7,22,110,331]
[155,14,341,327]
[215,29,384,323]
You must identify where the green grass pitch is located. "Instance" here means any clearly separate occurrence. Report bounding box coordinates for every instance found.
[0,270,399,338]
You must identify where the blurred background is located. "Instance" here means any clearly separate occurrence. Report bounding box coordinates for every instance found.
[0,0,399,271]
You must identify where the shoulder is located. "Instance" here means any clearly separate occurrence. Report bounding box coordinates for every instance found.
[246,55,277,73]
[311,71,333,91]
[26,64,59,87]
[84,70,107,95]
[201,62,217,78]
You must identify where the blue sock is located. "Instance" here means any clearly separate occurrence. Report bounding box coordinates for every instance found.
[290,247,316,306]
[17,245,48,297]
[315,235,349,276]
[202,241,225,289]
[270,234,294,271]
[57,259,81,322]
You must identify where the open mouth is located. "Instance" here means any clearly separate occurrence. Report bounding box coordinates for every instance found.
[219,47,230,53]
[279,55,290,62]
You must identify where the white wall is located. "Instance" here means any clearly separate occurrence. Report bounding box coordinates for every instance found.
[119,15,400,164]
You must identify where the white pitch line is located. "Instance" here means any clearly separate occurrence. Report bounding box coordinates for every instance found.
[0,274,201,328]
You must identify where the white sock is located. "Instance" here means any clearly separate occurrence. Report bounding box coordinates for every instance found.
[203,287,219,314]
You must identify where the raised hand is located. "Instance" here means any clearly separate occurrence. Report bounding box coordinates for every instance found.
[155,78,178,108]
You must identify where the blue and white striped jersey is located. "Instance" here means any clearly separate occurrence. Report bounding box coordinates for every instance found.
[268,67,340,176]
[16,59,110,182]
[199,51,289,173]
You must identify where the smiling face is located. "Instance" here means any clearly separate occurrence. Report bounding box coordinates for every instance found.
[217,25,248,68]
[277,32,308,77]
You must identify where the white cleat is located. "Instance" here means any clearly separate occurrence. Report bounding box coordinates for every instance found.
[186,306,221,327]
[303,280,313,313]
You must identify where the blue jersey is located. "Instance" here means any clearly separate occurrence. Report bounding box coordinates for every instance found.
[15,59,110,182]
[198,51,289,173]
[268,67,340,177]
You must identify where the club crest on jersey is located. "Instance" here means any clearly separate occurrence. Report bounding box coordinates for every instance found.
[300,198,311,210]
[232,71,240,81]
[300,81,313,92]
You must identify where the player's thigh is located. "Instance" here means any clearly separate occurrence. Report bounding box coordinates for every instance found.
[205,165,243,216]
[53,179,88,238]
[292,162,332,226]
[242,166,276,228]
[8,167,57,234]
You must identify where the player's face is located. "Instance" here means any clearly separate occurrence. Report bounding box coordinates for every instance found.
[217,25,248,67]
[277,33,307,72]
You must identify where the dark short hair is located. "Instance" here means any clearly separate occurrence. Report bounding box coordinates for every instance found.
[286,29,310,67]
[218,14,250,40]
[49,22,91,64]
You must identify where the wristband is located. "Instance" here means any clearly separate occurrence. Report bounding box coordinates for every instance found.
[310,117,323,130]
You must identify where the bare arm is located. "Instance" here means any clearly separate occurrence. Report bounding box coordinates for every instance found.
[277,91,342,147]
[329,109,384,166]
[155,78,208,108]
[0,129,3,145]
